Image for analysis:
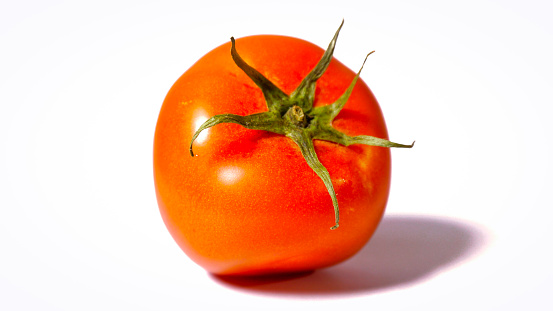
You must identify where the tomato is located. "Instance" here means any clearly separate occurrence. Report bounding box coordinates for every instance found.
[154,23,412,276]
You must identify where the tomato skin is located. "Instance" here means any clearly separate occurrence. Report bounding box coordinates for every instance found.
[154,35,391,275]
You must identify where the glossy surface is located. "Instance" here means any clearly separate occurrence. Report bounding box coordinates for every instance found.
[153,35,391,275]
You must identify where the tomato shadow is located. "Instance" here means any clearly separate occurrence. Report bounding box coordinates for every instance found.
[210,215,489,296]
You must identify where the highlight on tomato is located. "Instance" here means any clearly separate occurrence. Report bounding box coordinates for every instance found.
[153,21,413,276]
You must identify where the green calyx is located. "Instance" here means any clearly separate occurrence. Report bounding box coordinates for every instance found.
[190,20,414,230]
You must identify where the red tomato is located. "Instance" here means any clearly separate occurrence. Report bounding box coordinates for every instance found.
[154,25,410,276]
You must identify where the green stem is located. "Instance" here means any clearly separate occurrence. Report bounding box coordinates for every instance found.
[189,112,284,156]
[291,19,344,111]
[230,37,289,114]
[189,21,414,230]
[286,129,340,230]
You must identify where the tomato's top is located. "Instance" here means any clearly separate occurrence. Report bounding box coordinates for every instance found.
[158,25,412,231]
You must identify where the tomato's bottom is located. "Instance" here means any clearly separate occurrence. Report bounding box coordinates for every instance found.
[211,270,315,285]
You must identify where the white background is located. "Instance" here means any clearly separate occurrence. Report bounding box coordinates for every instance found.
[1,0,552,310]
